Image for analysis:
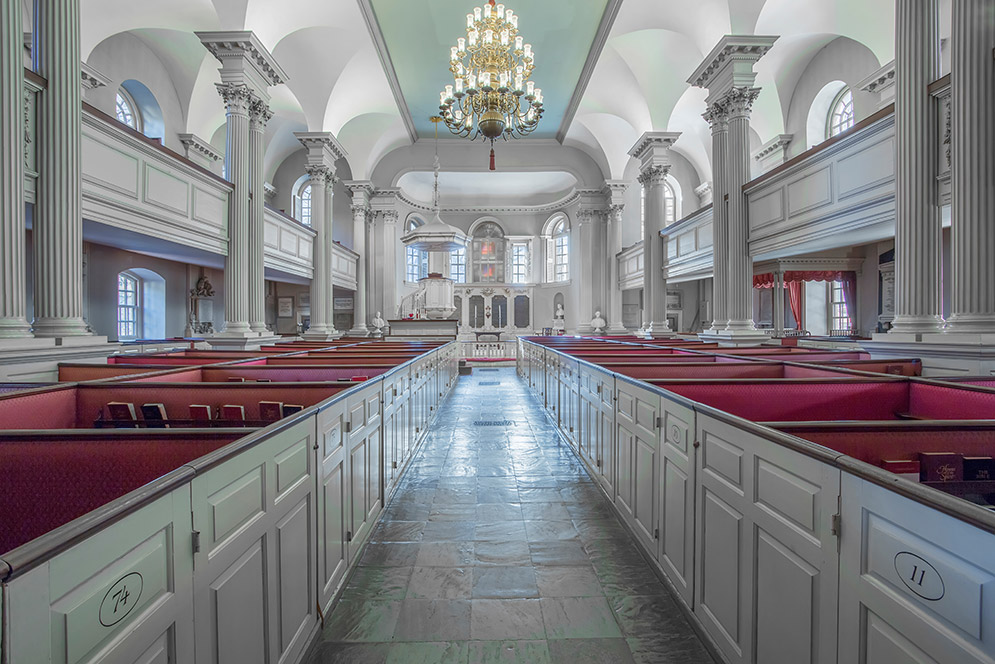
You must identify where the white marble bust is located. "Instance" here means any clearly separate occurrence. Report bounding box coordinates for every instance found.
[552,304,566,332]
[591,310,607,333]
[371,311,386,334]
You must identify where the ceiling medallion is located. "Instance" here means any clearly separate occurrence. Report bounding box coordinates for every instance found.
[438,0,544,170]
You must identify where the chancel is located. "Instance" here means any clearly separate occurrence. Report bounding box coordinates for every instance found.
[1,0,994,663]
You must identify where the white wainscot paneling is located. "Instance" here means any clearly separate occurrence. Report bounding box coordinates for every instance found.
[837,135,896,200]
[331,243,359,290]
[662,209,714,282]
[263,208,315,280]
[81,110,230,256]
[748,189,784,230]
[786,167,833,218]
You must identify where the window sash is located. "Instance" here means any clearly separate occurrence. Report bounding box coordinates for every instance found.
[117,274,139,339]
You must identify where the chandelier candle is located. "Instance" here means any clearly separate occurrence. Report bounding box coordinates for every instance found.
[439,0,544,170]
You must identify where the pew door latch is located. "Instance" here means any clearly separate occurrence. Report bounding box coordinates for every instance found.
[192,530,201,554]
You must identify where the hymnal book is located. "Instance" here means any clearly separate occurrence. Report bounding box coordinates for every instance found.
[351,375,369,382]
[189,404,213,422]
[259,401,283,422]
[221,404,246,421]
[919,452,963,482]
[281,404,304,416]
[107,402,138,427]
[963,456,995,481]
[227,377,245,382]
[881,459,920,481]
[256,378,271,383]
[141,403,169,428]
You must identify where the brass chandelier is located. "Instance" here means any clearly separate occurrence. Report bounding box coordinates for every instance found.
[438,0,544,170]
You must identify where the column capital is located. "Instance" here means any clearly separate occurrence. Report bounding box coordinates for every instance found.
[295,131,347,174]
[694,181,713,205]
[344,180,375,207]
[305,164,334,187]
[687,35,778,96]
[723,86,761,119]
[248,97,273,132]
[637,165,670,187]
[379,209,399,224]
[601,180,628,207]
[576,208,599,225]
[215,82,253,115]
[702,97,730,131]
[197,30,288,101]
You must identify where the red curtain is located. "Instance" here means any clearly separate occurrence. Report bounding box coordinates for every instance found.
[753,270,857,329]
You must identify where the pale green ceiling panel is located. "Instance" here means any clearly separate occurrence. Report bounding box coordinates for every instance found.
[370,0,610,138]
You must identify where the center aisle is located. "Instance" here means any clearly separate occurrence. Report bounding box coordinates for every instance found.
[306,367,715,664]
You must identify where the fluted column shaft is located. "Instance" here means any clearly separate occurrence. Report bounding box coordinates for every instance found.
[606,205,626,334]
[946,0,995,332]
[640,168,672,336]
[725,87,760,331]
[31,0,89,337]
[303,169,334,338]
[705,103,729,333]
[0,0,32,338]
[890,0,943,334]
[382,210,399,319]
[219,83,253,335]
[350,205,369,335]
[248,99,271,333]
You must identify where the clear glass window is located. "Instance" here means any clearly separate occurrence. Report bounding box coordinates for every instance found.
[299,184,312,226]
[406,246,427,282]
[830,281,851,331]
[828,88,855,137]
[115,92,137,129]
[450,248,466,283]
[511,243,529,284]
[117,272,139,339]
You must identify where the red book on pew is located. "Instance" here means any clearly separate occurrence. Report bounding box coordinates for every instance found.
[259,401,283,422]
[107,402,138,428]
[964,457,995,481]
[351,376,369,381]
[881,459,920,482]
[140,403,169,428]
[189,404,213,422]
[282,404,304,416]
[919,452,963,482]
[221,404,246,421]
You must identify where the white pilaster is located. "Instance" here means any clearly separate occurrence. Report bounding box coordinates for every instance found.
[248,97,272,333]
[703,101,730,335]
[346,181,374,336]
[573,207,599,334]
[31,0,91,338]
[629,132,680,338]
[888,0,944,336]
[0,0,33,339]
[296,132,347,341]
[603,181,628,335]
[944,0,995,334]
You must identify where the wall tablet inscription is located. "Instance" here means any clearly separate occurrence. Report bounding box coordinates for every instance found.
[894,552,945,601]
[99,571,144,627]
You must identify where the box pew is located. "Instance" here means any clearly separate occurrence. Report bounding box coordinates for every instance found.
[0,341,460,664]
[59,363,185,381]
[601,361,857,381]
[709,349,870,361]
[105,355,281,366]
[0,382,350,428]
[785,357,922,376]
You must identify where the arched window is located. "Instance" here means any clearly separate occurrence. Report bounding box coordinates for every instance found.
[544,215,569,283]
[405,218,428,282]
[471,221,506,283]
[115,90,139,130]
[640,181,677,235]
[299,184,312,226]
[828,87,854,138]
[117,272,139,339]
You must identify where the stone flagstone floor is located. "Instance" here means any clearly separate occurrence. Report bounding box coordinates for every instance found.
[304,367,716,664]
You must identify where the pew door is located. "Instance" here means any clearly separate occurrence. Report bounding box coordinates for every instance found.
[614,379,661,556]
[578,367,599,469]
[693,414,839,664]
[317,400,349,615]
[658,395,696,608]
[345,384,383,562]
[596,370,617,498]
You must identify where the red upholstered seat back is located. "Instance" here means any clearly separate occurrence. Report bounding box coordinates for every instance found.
[201,366,391,382]
[0,433,239,554]
[58,364,175,381]
[0,387,77,428]
[609,363,785,380]
[909,383,995,419]
[659,381,910,421]
[776,426,995,465]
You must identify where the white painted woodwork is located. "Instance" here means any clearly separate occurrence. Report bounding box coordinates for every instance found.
[316,399,349,615]
[693,414,839,664]
[618,242,645,291]
[614,379,661,553]
[263,207,316,280]
[839,474,995,664]
[662,208,715,283]
[345,382,383,562]
[658,396,697,608]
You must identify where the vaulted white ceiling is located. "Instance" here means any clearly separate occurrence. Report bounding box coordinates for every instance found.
[56,0,923,195]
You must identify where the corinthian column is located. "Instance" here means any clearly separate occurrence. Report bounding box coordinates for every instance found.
[703,100,730,334]
[346,181,374,336]
[573,207,599,334]
[724,86,762,334]
[629,132,680,338]
[944,0,995,334]
[0,0,33,338]
[217,83,253,335]
[302,167,334,338]
[603,181,628,335]
[248,97,272,333]
[31,0,90,337]
[889,0,943,335]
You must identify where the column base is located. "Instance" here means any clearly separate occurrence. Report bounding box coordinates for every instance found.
[575,324,595,335]
[943,313,995,335]
[888,314,945,336]
[640,321,674,339]
[347,325,369,338]
[0,337,56,351]
[249,322,269,334]
[698,328,769,346]
[861,337,995,375]
[302,327,342,342]
[0,318,34,339]
[31,317,91,338]
[207,333,284,350]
